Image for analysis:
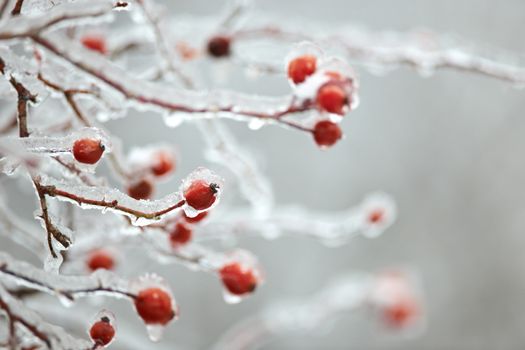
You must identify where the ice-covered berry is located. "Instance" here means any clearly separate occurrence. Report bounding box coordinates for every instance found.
[134,288,175,325]
[89,317,115,346]
[169,222,192,247]
[383,297,420,328]
[87,250,115,271]
[127,179,154,200]
[219,263,258,296]
[151,151,175,177]
[313,120,342,147]
[73,139,104,164]
[316,83,348,115]
[287,55,317,84]
[207,36,231,58]
[184,180,219,211]
[81,35,107,55]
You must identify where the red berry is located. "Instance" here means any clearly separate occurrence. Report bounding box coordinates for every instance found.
[184,180,219,210]
[81,35,107,55]
[219,263,258,296]
[313,120,342,147]
[287,55,317,84]
[169,222,192,247]
[207,36,231,58]
[183,211,208,224]
[89,317,115,346]
[151,151,175,177]
[73,139,104,164]
[87,250,115,271]
[134,288,175,325]
[127,179,154,200]
[316,83,348,115]
[368,209,384,224]
[383,298,419,328]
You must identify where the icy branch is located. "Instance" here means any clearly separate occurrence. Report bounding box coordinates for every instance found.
[0,284,92,349]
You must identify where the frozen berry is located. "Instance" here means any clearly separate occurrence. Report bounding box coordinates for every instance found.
[313,120,342,147]
[127,179,154,200]
[368,209,384,224]
[87,250,115,271]
[207,36,231,58]
[287,55,317,84]
[73,139,104,164]
[184,180,219,210]
[219,263,258,295]
[81,35,107,55]
[151,151,175,177]
[183,211,208,224]
[89,317,115,346]
[169,222,192,247]
[134,288,175,325]
[383,297,419,328]
[316,83,348,115]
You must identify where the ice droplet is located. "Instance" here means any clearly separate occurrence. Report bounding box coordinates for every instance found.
[223,290,242,304]
[163,112,185,128]
[146,324,165,342]
[248,119,265,130]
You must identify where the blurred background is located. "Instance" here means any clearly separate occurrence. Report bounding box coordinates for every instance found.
[3,0,525,349]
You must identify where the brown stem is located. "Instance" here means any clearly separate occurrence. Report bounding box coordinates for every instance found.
[33,180,72,258]
[8,76,36,138]
[10,0,23,15]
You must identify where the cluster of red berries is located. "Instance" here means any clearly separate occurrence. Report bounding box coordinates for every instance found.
[219,262,259,296]
[169,179,217,246]
[287,55,354,148]
[134,287,176,325]
[127,150,176,200]
[89,316,115,347]
[73,139,105,165]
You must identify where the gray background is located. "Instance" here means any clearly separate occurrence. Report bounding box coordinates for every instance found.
[4,0,525,349]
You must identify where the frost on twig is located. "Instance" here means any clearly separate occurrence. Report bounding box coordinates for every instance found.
[0,283,92,349]
[196,192,396,245]
[213,270,423,350]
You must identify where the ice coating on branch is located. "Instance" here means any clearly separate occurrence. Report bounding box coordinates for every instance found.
[0,0,115,35]
[0,253,134,304]
[0,284,93,349]
[195,192,396,245]
[6,127,110,162]
[37,173,185,226]
[199,120,274,217]
[212,273,374,350]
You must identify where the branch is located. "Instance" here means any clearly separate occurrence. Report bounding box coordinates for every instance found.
[7,76,36,137]
[0,253,137,301]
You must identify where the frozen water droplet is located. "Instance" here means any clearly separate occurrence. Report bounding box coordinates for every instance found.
[223,290,242,304]
[163,112,185,128]
[248,119,265,130]
[182,204,199,218]
[146,324,165,342]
